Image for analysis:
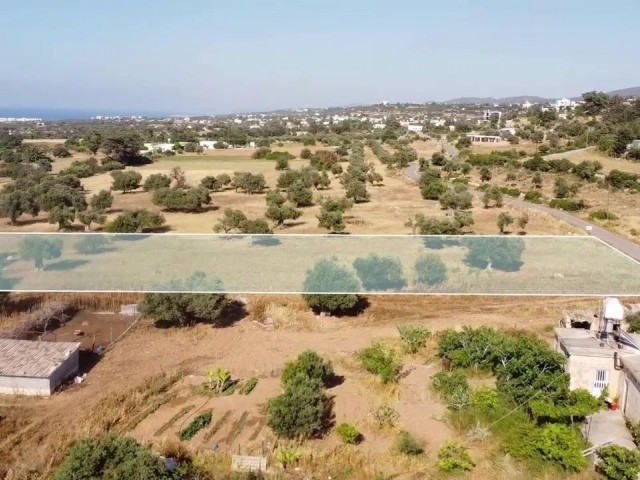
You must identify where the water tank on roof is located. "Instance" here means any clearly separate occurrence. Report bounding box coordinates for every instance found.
[603,297,625,322]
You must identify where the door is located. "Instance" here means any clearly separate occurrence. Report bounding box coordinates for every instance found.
[593,369,609,397]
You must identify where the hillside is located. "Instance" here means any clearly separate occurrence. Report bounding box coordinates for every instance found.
[444,95,551,105]
[607,86,640,98]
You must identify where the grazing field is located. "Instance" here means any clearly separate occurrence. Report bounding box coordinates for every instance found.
[4,141,579,236]
[546,146,640,174]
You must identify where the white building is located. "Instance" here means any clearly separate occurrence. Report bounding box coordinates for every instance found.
[555,98,577,110]
[556,298,640,422]
[522,100,534,109]
[467,134,502,144]
[373,123,386,130]
[0,339,81,396]
[406,124,423,132]
[430,119,446,127]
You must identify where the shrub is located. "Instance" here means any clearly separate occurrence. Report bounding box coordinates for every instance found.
[397,325,431,354]
[336,422,362,444]
[357,343,402,383]
[180,410,213,440]
[281,350,334,387]
[302,258,360,314]
[598,445,640,480]
[52,434,169,480]
[414,254,447,286]
[626,312,640,334]
[437,442,474,473]
[143,173,171,192]
[239,377,258,395]
[524,190,543,203]
[549,198,587,211]
[395,430,424,456]
[267,374,333,439]
[431,371,471,410]
[589,209,619,221]
[371,403,399,428]
[534,424,586,472]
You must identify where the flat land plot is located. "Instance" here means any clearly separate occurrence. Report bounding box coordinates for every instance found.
[546,147,640,174]
[2,142,579,236]
[2,234,639,295]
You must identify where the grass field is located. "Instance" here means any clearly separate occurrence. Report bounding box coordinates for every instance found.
[3,234,639,295]
[7,141,578,237]
[546,146,640,174]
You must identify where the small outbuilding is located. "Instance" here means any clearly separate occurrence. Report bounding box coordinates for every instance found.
[0,339,81,396]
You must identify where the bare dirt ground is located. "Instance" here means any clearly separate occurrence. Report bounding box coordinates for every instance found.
[0,295,606,478]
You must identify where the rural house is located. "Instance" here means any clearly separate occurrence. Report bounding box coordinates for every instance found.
[0,339,81,396]
[555,298,640,422]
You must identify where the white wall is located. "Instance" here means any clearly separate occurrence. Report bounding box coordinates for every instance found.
[622,372,640,423]
[0,376,51,396]
[566,355,621,396]
[0,348,79,396]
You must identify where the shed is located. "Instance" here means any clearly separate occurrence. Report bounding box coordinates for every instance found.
[0,339,81,395]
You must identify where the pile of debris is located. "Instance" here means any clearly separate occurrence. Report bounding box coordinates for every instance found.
[0,301,71,340]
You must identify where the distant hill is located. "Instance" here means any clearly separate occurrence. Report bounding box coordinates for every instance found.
[607,86,640,98]
[444,95,551,105]
[445,87,640,105]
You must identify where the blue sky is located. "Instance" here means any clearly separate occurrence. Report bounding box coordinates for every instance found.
[1,0,639,114]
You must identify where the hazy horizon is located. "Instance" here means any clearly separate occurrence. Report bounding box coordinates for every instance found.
[2,0,639,115]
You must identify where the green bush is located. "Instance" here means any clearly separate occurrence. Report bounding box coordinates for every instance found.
[471,386,499,410]
[598,445,640,480]
[524,190,543,203]
[397,325,431,354]
[589,209,619,221]
[395,430,424,456]
[281,350,334,387]
[267,374,333,439]
[336,422,362,444]
[549,198,587,211]
[499,186,521,197]
[431,371,471,410]
[437,442,474,472]
[180,410,213,440]
[240,377,258,395]
[357,343,402,383]
[52,434,170,480]
[506,423,586,472]
[627,313,640,334]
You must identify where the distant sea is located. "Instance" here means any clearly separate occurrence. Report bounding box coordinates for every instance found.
[0,107,171,121]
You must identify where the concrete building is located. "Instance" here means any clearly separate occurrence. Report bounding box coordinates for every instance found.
[0,339,81,396]
[483,110,502,122]
[467,134,502,144]
[555,298,640,421]
[406,124,423,132]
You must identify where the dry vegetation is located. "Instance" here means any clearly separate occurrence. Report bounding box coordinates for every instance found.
[0,294,609,479]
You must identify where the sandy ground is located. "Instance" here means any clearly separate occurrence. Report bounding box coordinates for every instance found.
[0,295,604,476]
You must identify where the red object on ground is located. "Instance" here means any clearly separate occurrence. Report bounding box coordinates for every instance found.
[610,403,618,411]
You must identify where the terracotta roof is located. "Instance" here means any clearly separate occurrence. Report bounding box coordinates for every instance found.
[0,339,80,378]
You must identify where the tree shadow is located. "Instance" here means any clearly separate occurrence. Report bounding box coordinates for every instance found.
[217,300,248,327]
[44,259,90,271]
[326,374,345,389]
[328,296,370,317]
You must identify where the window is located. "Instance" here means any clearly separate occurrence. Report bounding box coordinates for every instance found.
[593,369,609,396]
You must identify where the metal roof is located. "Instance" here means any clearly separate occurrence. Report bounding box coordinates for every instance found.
[0,339,81,378]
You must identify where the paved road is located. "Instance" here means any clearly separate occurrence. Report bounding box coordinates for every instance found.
[403,141,640,263]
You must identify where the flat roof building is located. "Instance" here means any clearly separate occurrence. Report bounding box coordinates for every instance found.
[0,339,81,396]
